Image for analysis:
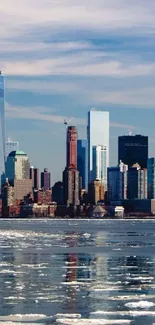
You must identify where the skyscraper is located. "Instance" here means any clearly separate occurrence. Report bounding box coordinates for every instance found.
[87,110,109,187]
[63,126,79,206]
[118,134,148,168]
[6,137,19,160]
[5,150,30,184]
[147,158,155,199]
[77,139,88,190]
[92,145,107,189]
[30,166,40,189]
[108,161,128,202]
[127,164,147,199]
[41,168,51,190]
[0,71,5,174]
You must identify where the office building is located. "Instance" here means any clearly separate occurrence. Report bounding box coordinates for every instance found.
[127,164,147,199]
[6,137,19,160]
[92,145,107,189]
[0,71,5,176]
[118,134,148,168]
[30,166,39,189]
[63,126,79,206]
[41,168,51,190]
[5,150,30,185]
[77,139,88,190]
[87,110,109,187]
[108,162,128,202]
[52,181,63,205]
[88,179,104,205]
[147,158,155,199]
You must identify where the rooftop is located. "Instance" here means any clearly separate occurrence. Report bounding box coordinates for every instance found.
[8,150,27,157]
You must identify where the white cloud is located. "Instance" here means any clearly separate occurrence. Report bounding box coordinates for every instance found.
[5,102,135,130]
[0,0,155,40]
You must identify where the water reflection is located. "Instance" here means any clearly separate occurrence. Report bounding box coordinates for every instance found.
[0,220,155,325]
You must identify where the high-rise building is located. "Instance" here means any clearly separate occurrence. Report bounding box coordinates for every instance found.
[77,139,88,190]
[127,164,147,199]
[41,168,51,190]
[63,126,79,206]
[92,145,107,189]
[5,150,30,185]
[118,134,148,168]
[0,71,5,175]
[6,137,19,159]
[108,162,128,202]
[148,158,155,199]
[30,166,39,189]
[88,179,104,205]
[87,110,109,187]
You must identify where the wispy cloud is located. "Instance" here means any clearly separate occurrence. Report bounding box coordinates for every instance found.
[6,102,135,130]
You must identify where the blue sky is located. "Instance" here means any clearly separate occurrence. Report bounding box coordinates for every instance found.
[1,0,155,184]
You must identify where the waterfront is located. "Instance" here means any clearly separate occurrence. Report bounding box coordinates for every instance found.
[1,219,155,324]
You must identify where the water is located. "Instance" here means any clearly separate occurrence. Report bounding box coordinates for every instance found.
[0,219,155,325]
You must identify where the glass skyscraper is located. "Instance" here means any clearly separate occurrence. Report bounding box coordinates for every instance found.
[118,134,148,168]
[92,145,107,189]
[77,139,88,190]
[0,72,5,177]
[87,110,109,188]
[147,158,155,199]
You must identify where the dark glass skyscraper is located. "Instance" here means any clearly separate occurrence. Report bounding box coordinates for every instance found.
[0,72,5,176]
[118,135,148,168]
[77,139,88,190]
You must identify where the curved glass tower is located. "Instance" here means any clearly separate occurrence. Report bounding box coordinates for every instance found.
[0,71,5,177]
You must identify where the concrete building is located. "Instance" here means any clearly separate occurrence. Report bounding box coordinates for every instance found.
[5,150,30,185]
[41,168,51,190]
[147,158,155,199]
[30,166,39,189]
[92,145,107,190]
[118,134,148,168]
[14,179,32,201]
[34,189,52,204]
[52,181,63,205]
[88,179,104,205]
[63,126,80,206]
[77,139,88,190]
[87,110,109,185]
[108,162,128,202]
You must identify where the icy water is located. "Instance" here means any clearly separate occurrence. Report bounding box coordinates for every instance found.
[1,220,155,325]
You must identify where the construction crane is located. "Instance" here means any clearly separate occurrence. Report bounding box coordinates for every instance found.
[64,117,74,128]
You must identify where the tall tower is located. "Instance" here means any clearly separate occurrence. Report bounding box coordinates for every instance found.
[63,126,79,207]
[87,110,109,186]
[77,139,88,190]
[0,71,5,175]
[118,134,148,168]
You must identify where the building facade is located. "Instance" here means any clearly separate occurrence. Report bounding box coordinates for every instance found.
[148,158,155,199]
[108,162,128,202]
[30,166,39,189]
[92,145,107,190]
[6,138,19,160]
[0,71,5,176]
[118,134,148,168]
[77,139,88,190]
[87,110,109,186]
[63,126,79,206]
[5,151,30,184]
[128,164,147,200]
[88,179,104,205]
[41,168,51,190]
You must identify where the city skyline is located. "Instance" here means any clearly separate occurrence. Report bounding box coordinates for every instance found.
[1,1,155,184]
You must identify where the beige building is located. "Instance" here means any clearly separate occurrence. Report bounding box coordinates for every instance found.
[5,150,30,184]
[89,180,104,205]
